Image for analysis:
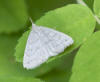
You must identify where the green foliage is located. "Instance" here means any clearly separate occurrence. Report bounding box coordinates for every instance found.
[0,0,28,33]
[70,31,100,82]
[0,0,100,82]
[0,77,43,82]
[77,0,100,30]
[15,30,30,62]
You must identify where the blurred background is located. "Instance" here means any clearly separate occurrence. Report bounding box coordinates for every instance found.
[0,0,94,82]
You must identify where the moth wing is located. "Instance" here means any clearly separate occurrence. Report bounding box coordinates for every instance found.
[23,25,73,69]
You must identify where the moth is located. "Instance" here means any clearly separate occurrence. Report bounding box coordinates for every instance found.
[23,22,74,69]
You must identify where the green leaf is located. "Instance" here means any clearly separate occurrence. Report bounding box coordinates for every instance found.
[70,31,100,82]
[0,0,28,33]
[94,0,100,18]
[0,77,43,82]
[15,30,30,62]
[15,4,96,69]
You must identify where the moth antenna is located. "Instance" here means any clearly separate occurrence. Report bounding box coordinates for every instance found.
[29,18,36,29]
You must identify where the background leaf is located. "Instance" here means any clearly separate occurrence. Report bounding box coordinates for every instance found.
[0,77,43,82]
[70,31,100,82]
[0,0,28,33]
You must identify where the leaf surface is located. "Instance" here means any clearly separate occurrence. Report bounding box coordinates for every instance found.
[0,77,43,82]
[70,31,100,82]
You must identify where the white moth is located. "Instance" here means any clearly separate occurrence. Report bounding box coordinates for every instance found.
[23,22,74,69]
